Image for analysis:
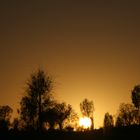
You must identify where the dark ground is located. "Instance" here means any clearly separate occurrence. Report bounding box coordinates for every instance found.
[0,125,140,140]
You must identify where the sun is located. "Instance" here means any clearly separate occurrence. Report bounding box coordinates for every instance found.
[79,117,91,129]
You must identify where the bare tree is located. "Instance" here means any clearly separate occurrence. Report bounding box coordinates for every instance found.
[80,98,94,130]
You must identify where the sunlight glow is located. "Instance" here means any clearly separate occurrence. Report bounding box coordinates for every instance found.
[79,117,91,129]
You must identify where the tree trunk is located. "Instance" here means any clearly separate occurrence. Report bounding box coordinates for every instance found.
[138,108,140,125]
[59,123,62,130]
[38,93,42,130]
[90,117,94,131]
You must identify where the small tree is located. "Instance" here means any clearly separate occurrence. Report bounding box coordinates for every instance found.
[54,102,73,130]
[131,85,140,124]
[65,109,79,130]
[103,112,114,134]
[104,112,114,128]
[20,96,37,129]
[38,101,74,130]
[131,85,140,109]
[80,98,94,130]
[0,105,13,131]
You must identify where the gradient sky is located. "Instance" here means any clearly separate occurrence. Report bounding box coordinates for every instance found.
[0,0,140,128]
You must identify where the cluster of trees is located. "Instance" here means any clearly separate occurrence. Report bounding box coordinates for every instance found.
[16,69,78,131]
[0,69,140,132]
[0,69,90,132]
[103,85,140,133]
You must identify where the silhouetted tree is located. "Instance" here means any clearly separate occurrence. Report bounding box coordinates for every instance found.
[80,98,94,130]
[20,96,37,129]
[61,107,78,131]
[43,107,57,130]
[12,118,19,131]
[103,112,114,134]
[131,85,140,124]
[66,109,79,130]
[104,112,114,128]
[115,103,136,127]
[43,101,78,130]
[54,102,73,130]
[0,105,13,131]
[19,69,53,130]
[131,85,140,109]
[41,98,57,130]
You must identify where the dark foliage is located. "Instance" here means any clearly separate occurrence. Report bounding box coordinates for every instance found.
[80,98,94,130]
[43,102,76,130]
[115,103,137,127]
[19,69,53,130]
[0,105,13,131]
[104,112,114,128]
[1,70,140,140]
[131,85,140,109]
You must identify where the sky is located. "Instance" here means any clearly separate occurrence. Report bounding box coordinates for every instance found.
[0,0,140,128]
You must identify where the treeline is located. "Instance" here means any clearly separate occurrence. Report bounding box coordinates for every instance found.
[0,69,78,132]
[103,85,140,134]
[0,69,94,132]
[0,69,140,134]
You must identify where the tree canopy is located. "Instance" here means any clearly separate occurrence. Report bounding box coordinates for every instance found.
[0,105,13,131]
[131,85,140,109]
[80,98,94,130]
[115,103,136,127]
[104,112,114,128]
[19,69,53,130]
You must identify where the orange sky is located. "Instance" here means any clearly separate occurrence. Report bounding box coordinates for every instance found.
[0,0,140,128]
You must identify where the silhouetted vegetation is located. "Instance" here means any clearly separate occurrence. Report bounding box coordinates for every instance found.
[52,102,74,130]
[103,112,114,134]
[115,103,137,127]
[80,98,94,130]
[131,85,140,124]
[131,85,140,109]
[19,69,53,130]
[0,69,140,140]
[43,101,78,130]
[11,118,20,131]
[0,105,12,132]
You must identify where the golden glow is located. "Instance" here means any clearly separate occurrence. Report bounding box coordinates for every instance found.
[79,117,91,129]
[1,1,140,129]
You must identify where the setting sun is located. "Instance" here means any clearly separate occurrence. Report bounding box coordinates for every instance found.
[79,117,91,129]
